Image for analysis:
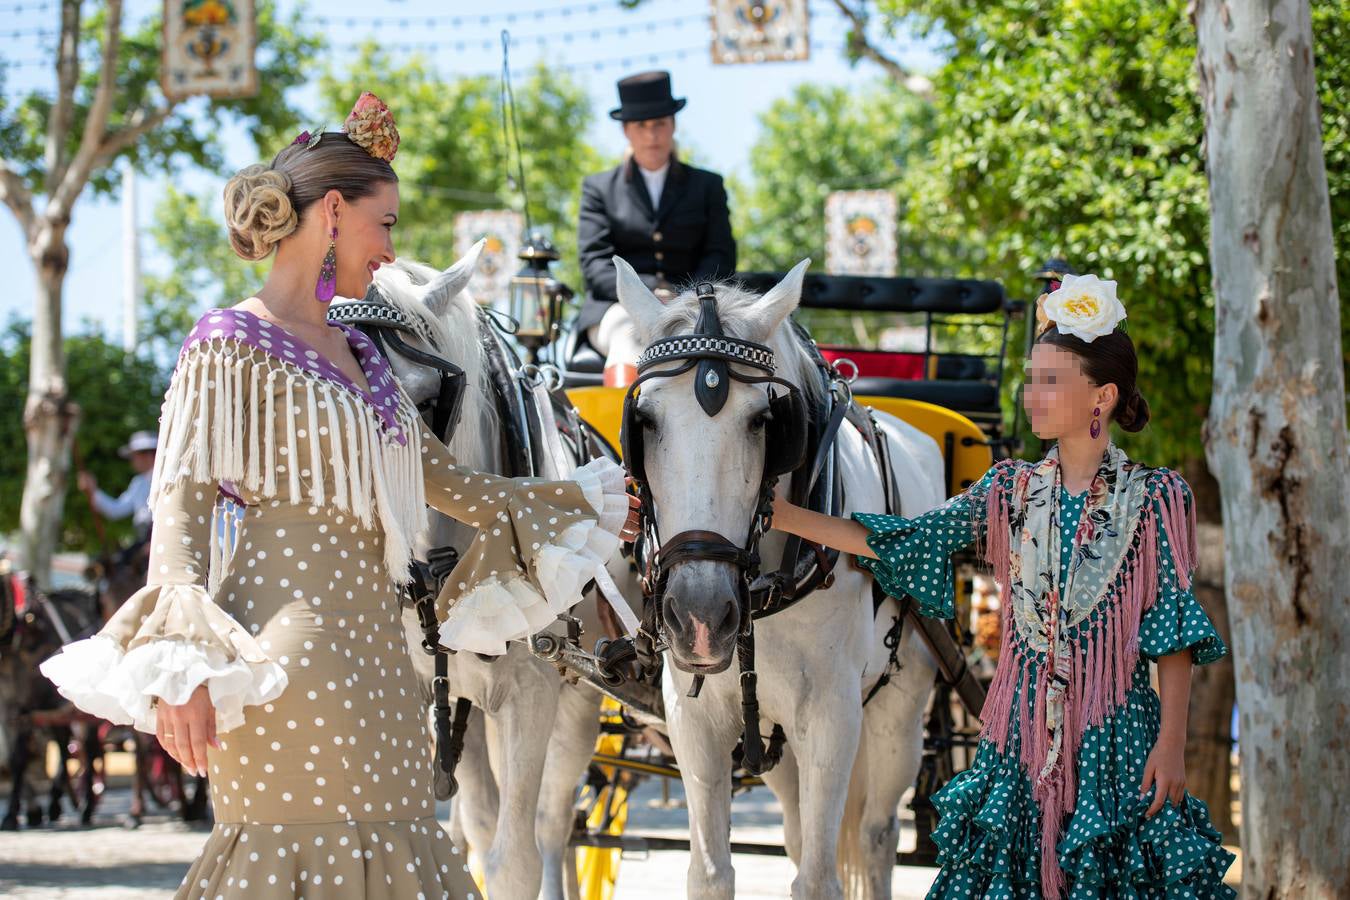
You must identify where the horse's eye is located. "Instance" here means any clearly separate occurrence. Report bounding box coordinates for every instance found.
[634,408,657,435]
[749,410,772,432]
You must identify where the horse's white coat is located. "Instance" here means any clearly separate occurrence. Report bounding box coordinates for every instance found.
[371,254,615,900]
[617,258,944,900]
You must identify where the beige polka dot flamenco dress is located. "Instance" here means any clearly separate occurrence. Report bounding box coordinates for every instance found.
[41,308,630,898]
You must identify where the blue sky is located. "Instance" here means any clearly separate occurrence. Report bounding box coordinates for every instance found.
[0,0,940,338]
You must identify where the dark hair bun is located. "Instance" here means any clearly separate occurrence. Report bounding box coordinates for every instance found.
[1116,388,1150,432]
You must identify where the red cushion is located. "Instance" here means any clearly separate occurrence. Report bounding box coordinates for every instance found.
[818,346,926,380]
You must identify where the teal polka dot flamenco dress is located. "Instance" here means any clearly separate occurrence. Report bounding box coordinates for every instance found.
[854,444,1234,898]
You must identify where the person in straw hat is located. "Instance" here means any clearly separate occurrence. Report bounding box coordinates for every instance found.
[78,429,158,539]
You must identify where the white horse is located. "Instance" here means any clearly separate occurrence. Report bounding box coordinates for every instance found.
[614,258,946,900]
[366,248,631,900]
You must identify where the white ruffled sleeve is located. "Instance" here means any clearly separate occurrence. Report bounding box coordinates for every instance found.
[39,350,287,734]
[416,420,633,655]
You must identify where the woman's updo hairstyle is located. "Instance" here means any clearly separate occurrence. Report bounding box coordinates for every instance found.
[1035,325,1151,433]
[224,133,397,261]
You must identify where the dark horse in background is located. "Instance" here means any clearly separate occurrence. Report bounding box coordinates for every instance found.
[0,568,101,829]
[0,549,208,830]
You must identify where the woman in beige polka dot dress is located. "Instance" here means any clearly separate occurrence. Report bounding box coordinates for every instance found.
[41,94,638,899]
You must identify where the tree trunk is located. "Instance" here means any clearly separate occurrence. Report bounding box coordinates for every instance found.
[18,221,79,590]
[1195,1,1349,896]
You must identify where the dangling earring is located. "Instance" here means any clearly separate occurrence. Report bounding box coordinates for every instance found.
[315,226,338,303]
[1090,406,1102,440]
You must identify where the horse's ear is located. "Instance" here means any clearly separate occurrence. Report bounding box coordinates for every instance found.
[424,239,485,317]
[614,256,665,342]
[749,258,810,341]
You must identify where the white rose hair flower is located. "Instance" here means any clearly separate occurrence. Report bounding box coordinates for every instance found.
[1040,273,1126,342]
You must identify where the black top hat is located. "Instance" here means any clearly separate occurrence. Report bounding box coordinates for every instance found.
[609,71,686,122]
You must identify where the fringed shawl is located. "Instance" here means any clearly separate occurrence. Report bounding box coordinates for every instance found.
[977,444,1197,898]
[150,308,430,583]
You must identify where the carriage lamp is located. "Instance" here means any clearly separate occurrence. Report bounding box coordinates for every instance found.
[508,233,573,356]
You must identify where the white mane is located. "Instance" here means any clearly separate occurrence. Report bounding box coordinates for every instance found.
[654,280,827,414]
[370,257,498,467]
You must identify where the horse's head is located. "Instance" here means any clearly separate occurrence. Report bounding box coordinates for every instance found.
[366,241,497,467]
[615,257,814,673]
[367,241,483,407]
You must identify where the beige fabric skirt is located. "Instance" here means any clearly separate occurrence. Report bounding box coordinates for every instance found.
[177,501,478,899]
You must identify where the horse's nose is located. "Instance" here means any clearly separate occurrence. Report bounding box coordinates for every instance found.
[663,591,739,656]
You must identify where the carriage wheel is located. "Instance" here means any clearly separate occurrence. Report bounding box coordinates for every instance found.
[911,682,958,863]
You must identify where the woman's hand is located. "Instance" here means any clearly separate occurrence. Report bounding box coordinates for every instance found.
[156,684,218,777]
[1139,732,1187,817]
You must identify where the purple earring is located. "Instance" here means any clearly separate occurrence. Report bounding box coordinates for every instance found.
[1090,406,1102,440]
[315,226,338,303]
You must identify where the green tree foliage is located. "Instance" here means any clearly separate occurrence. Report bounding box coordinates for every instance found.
[731,81,934,273]
[140,187,269,358]
[817,0,1350,467]
[0,321,168,553]
[0,0,321,198]
[1312,2,1349,376]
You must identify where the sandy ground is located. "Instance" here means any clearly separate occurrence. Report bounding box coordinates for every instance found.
[0,767,936,898]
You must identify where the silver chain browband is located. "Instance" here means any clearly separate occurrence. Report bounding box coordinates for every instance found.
[636,335,776,374]
[328,300,436,344]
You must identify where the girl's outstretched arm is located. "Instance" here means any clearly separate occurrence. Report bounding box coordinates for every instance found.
[771,497,878,558]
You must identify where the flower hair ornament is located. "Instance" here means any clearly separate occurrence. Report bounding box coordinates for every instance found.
[1034,273,1126,342]
[344,92,400,161]
[287,91,400,162]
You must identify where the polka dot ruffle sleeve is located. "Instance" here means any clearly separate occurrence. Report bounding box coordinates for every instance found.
[851,466,1002,620]
[1138,482,1227,666]
[418,418,631,656]
[40,476,288,736]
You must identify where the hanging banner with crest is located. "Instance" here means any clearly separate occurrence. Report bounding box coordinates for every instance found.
[161,0,258,101]
[710,0,810,65]
[453,210,524,310]
[825,190,898,277]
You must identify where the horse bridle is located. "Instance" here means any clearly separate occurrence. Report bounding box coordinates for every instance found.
[620,283,807,629]
[327,296,468,443]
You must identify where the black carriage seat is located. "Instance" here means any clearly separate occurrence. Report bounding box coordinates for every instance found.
[736,271,1008,426]
[559,272,1010,415]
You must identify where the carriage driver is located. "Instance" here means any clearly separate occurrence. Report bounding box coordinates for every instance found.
[78,429,156,540]
[577,70,737,386]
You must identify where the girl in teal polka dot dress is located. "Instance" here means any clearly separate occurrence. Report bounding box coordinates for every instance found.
[773,275,1234,898]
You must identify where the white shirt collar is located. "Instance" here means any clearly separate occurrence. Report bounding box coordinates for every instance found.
[638,162,669,207]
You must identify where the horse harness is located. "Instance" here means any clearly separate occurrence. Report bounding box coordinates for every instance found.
[619,282,904,775]
[327,298,468,443]
[328,294,619,799]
